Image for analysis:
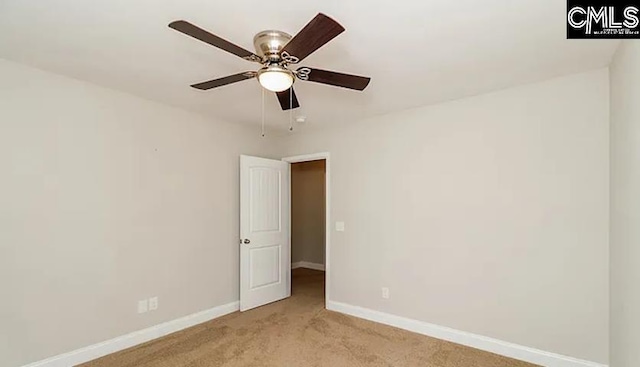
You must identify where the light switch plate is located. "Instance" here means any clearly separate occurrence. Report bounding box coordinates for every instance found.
[335,221,345,231]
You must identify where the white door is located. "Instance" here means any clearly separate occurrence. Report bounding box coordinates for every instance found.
[240,155,290,311]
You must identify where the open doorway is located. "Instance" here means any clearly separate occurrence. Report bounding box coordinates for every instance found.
[239,153,329,312]
[283,153,330,309]
[291,159,326,304]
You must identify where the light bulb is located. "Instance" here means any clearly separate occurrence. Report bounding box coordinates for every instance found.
[258,67,294,92]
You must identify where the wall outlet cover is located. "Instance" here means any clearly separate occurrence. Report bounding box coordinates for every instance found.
[149,297,158,311]
[382,287,390,299]
[137,300,149,314]
[335,221,345,231]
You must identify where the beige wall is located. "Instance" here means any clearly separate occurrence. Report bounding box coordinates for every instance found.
[0,57,614,367]
[291,160,326,265]
[610,41,640,367]
[277,69,610,364]
[0,59,276,367]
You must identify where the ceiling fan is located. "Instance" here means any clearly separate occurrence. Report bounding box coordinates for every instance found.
[168,13,371,111]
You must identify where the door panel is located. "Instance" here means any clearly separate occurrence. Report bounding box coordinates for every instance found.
[240,155,290,311]
[250,167,281,233]
[249,245,281,289]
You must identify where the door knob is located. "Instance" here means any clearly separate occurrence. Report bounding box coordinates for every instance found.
[243,239,251,244]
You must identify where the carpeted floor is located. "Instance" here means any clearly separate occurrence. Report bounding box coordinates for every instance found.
[80,268,538,367]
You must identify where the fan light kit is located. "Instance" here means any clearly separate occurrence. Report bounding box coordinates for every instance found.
[168,13,371,112]
[257,65,294,92]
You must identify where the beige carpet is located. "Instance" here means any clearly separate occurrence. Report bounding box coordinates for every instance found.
[80,269,538,367]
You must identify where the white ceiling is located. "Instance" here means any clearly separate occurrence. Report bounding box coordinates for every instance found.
[0,0,619,131]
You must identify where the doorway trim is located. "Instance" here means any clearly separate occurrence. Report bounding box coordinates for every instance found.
[282,152,330,308]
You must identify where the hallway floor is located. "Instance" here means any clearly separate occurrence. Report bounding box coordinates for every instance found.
[80,268,536,367]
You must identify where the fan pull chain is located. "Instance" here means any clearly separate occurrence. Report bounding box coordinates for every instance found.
[261,87,265,137]
[289,88,294,132]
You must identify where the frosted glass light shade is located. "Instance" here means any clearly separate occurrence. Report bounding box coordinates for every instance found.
[258,69,294,92]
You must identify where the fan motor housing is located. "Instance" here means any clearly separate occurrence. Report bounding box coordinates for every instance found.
[253,30,292,62]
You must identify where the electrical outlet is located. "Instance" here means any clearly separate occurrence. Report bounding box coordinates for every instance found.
[149,297,158,311]
[382,287,390,299]
[137,299,148,314]
[335,221,345,231]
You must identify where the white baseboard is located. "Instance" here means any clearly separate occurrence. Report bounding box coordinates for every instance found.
[21,301,240,367]
[326,301,607,367]
[20,298,606,367]
[291,261,325,271]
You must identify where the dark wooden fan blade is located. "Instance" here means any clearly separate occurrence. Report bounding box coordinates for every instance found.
[275,88,300,110]
[191,72,256,90]
[281,13,345,63]
[301,68,371,91]
[169,20,261,63]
